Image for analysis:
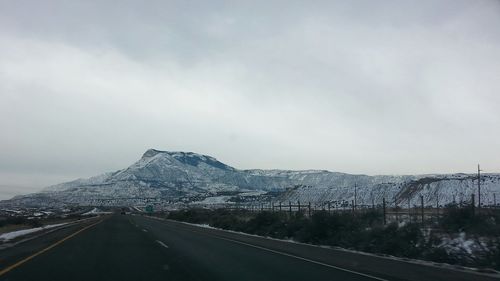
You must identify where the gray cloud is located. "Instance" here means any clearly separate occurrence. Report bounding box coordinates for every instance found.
[1,0,500,199]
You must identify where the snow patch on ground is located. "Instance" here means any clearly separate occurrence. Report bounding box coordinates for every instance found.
[438,232,492,260]
[195,196,231,204]
[82,208,113,216]
[238,190,267,196]
[0,223,68,242]
[195,223,215,229]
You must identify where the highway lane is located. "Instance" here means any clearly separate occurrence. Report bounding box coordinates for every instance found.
[133,216,381,281]
[0,215,379,281]
[0,218,100,272]
[134,216,499,281]
[0,215,498,281]
[0,215,199,281]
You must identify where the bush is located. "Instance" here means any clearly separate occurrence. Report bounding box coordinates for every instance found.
[312,212,344,239]
[0,216,28,227]
[244,212,286,237]
[423,247,454,264]
[440,207,500,236]
[168,209,212,224]
[358,223,423,257]
[28,219,42,228]
[210,209,248,231]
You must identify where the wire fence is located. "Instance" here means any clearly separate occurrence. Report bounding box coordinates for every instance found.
[218,193,499,225]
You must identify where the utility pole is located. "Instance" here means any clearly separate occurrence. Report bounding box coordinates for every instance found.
[436,195,439,218]
[478,164,482,209]
[408,198,411,222]
[382,198,386,225]
[395,197,399,222]
[420,195,424,224]
[354,183,357,211]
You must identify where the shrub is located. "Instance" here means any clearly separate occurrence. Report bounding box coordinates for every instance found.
[244,212,285,237]
[28,219,42,228]
[439,207,500,236]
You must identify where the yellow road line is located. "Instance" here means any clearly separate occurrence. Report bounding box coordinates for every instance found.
[0,219,103,277]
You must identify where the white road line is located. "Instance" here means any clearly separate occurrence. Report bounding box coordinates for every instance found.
[156,240,169,249]
[142,229,148,232]
[192,230,388,281]
[145,217,385,280]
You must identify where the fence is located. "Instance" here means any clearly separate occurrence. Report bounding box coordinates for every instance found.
[222,193,499,225]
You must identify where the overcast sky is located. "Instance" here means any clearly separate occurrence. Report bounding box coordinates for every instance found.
[1,1,499,199]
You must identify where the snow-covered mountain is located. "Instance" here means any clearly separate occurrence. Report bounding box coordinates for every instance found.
[2,149,499,208]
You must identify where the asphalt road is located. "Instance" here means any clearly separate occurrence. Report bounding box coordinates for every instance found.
[0,215,498,281]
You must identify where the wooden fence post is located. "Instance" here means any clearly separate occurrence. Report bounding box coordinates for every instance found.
[420,195,424,224]
[395,198,398,222]
[471,193,475,216]
[382,198,386,225]
[436,196,439,220]
[408,198,411,222]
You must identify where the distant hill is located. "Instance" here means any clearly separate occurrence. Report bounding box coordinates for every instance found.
[2,149,499,208]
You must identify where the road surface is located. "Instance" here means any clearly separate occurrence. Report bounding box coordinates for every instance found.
[0,215,498,281]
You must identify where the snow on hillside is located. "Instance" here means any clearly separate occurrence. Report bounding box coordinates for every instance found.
[282,173,500,208]
[2,149,499,207]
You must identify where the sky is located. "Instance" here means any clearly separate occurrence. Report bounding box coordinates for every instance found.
[1,1,500,199]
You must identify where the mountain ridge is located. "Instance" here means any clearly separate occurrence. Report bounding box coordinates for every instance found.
[2,149,500,208]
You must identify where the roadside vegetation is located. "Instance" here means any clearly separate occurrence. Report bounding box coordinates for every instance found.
[165,206,500,271]
[0,213,84,235]
[0,217,43,234]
